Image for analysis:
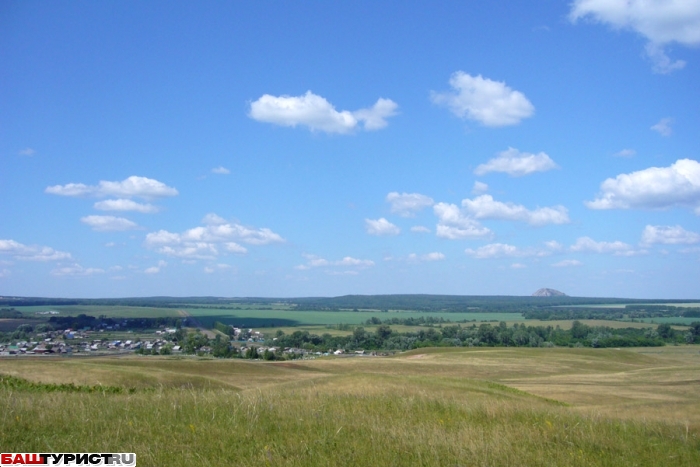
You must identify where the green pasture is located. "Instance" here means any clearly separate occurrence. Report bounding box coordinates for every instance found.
[13,305,181,319]
[556,302,700,309]
[184,308,524,328]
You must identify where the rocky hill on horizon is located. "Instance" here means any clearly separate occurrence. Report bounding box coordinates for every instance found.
[532,288,567,297]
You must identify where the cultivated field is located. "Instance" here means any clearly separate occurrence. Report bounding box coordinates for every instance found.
[1,347,699,466]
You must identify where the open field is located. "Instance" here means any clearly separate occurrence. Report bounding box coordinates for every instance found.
[557,303,700,309]
[1,347,699,466]
[13,305,182,319]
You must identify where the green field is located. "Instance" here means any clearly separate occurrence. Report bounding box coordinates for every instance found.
[556,303,700,309]
[1,347,699,466]
[14,305,182,318]
[183,308,524,328]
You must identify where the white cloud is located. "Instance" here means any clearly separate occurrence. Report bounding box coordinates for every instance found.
[585,159,700,213]
[212,166,230,175]
[465,241,560,259]
[365,218,401,236]
[433,203,492,240]
[552,259,583,268]
[614,149,636,158]
[511,263,527,269]
[570,237,644,256]
[296,253,374,270]
[249,91,398,134]
[0,239,72,261]
[465,243,525,259]
[472,181,489,195]
[144,216,280,260]
[641,225,700,245]
[410,225,431,233]
[569,0,700,73]
[81,215,139,232]
[474,147,558,177]
[431,72,534,127]
[461,195,570,226]
[18,148,35,156]
[144,260,167,275]
[204,263,232,274]
[351,98,400,130]
[651,117,673,136]
[94,199,159,213]
[46,176,178,199]
[407,252,446,262]
[51,264,105,276]
[386,192,434,217]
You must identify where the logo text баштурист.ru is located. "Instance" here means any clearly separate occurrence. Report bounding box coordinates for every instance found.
[0,454,136,466]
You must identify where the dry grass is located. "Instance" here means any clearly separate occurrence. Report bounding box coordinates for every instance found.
[2,346,700,466]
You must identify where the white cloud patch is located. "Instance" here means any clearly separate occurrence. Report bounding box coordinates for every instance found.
[461,195,570,226]
[365,218,401,236]
[408,252,446,262]
[570,237,644,256]
[386,192,434,217]
[212,166,230,175]
[410,225,431,234]
[614,149,636,158]
[433,203,492,240]
[18,148,35,156]
[472,181,489,195]
[431,72,534,127]
[0,239,72,261]
[144,260,167,274]
[81,215,139,232]
[511,263,527,269]
[46,176,178,199]
[94,199,159,213]
[651,117,673,136]
[474,147,558,177]
[144,215,281,260]
[569,0,700,73]
[51,264,105,276]
[465,242,558,259]
[296,254,374,271]
[641,225,700,245]
[249,91,398,134]
[585,159,700,213]
[204,264,232,274]
[552,259,583,268]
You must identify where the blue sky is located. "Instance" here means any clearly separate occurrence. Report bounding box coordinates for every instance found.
[1,1,699,298]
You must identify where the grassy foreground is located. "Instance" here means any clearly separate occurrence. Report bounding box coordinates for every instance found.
[1,348,699,466]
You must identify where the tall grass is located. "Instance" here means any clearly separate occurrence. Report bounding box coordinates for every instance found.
[2,377,698,466]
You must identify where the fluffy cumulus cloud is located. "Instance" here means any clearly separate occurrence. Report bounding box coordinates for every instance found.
[144,214,283,260]
[51,264,105,276]
[410,225,431,233]
[144,260,167,274]
[465,242,559,259]
[585,159,700,213]
[552,259,583,268]
[81,215,139,232]
[431,72,534,127]
[249,91,398,134]
[408,252,446,262]
[46,176,178,199]
[570,237,644,256]
[474,147,558,177]
[94,199,159,213]
[641,225,700,245]
[461,195,570,226]
[365,218,401,236]
[433,203,492,240]
[386,192,434,217]
[472,181,489,195]
[569,0,700,73]
[211,166,230,175]
[651,117,673,136]
[0,239,72,261]
[296,254,374,271]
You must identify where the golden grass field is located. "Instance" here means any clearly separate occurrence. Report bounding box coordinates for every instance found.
[1,346,699,466]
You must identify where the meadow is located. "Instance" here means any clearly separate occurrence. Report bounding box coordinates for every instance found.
[1,346,699,466]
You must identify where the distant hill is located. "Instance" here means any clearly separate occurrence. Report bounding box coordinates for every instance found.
[532,288,567,297]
